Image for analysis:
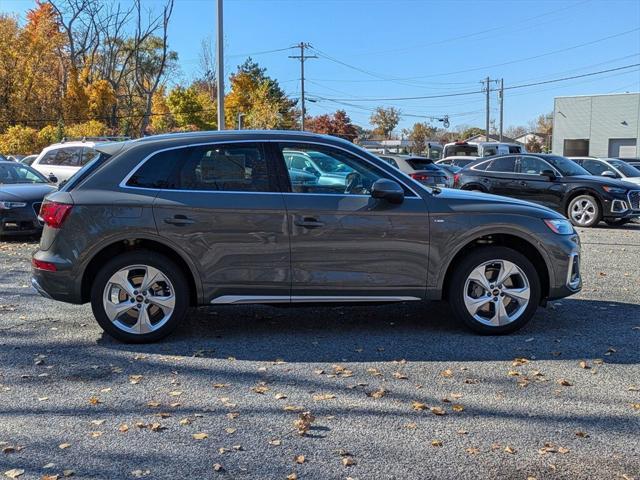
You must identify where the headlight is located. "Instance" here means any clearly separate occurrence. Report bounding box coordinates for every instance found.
[544,218,575,235]
[0,201,27,210]
[602,186,627,194]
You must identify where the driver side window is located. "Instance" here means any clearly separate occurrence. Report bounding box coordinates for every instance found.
[280,144,383,196]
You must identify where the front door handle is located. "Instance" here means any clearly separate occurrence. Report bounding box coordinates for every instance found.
[294,217,325,229]
[164,215,196,226]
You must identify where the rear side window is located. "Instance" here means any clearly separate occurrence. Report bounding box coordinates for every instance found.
[38,150,59,166]
[127,143,274,192]
[405,158,439,171]
[53,147,83,166]
[486,156,516,173]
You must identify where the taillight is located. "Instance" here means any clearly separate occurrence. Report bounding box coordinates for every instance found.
[410,173,430,181]
[453,173,460,185]
[32,258,57,271]
[39,201,73,229]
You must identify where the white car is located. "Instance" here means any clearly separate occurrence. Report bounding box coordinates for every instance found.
[436,156,480,168]
[31,141,101,184]
[570,157,640,186]
[442,141,525,158]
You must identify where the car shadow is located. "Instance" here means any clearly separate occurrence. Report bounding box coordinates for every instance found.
[96,298,639,364]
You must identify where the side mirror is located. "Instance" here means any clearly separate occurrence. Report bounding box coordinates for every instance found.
[541,169,556,181]
[371,178,404,204]
[48,174,58,183]
[601,170,617,178]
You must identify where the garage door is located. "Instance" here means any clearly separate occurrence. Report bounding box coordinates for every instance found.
[608,138,637,158]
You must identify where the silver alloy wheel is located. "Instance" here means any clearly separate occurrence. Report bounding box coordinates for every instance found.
[463,259,531,327]
[570,198,597,226]
[102,264,175,335]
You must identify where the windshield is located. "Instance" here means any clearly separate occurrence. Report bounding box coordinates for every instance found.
[608,159,640,177]
[307,151,353,173]
[544,155,590,176]
[0,163,48,184]
[443,144,479,157]
[405,158,440,171]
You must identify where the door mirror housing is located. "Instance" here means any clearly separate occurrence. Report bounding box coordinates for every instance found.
[601,170,617,178]
[541,169,556,181]
[371,178,404,204]
[48,174,58,183]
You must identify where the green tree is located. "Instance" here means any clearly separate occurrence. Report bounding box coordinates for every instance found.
[460,127,485,140]
[370,107,400,139]
[166,85,215,130]
[407,122,436,154]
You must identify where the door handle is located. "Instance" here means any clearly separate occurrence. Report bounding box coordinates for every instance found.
[164,215,196,226]
[519,181,527,186]
[294,217,325,228]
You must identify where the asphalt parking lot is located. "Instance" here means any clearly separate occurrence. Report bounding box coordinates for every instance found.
[1,225,639,480]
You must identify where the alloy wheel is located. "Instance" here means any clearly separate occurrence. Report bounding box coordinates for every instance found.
[463,259,531,327]
[102,264,176,335]
[570,198,596,226]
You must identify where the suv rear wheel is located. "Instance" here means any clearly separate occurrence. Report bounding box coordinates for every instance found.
[448,247,541,334]
[90,250,189,343]
[567,194,601,227]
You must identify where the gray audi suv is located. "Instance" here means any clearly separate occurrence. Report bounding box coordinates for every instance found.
[31,131,582,343]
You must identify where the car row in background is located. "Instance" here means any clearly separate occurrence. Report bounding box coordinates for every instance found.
[0,161,57,237]
[454,153,640,227]
[378,154,452,187]
[570,157,640,185]
[30,141,101,183]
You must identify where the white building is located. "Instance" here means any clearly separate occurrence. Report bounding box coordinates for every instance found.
[552,92,640,158]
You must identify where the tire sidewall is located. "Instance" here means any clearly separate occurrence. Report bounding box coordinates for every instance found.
[90,250,189,343]
[449,246,541,334]
[567,195,601,228]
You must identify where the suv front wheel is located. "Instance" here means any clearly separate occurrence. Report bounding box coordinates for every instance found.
[448,247,541,334]
[90,251,189,343]
[567,194,601,227]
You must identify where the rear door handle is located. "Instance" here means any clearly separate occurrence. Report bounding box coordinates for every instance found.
[164,215,196,226]
[294,217,325,229]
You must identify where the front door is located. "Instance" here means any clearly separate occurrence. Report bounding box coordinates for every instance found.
[127,142,291,302]
[274,142,430,300]
[517,155,565,209]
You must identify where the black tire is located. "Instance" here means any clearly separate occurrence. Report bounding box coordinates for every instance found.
[90,250,189,343]
[567,194,601,228]
[604,218,631,227]
[448,246,541,334]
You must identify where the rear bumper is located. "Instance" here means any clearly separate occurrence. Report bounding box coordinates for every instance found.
[31,251,84,304]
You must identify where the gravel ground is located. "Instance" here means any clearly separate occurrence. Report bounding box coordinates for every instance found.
[1,225,639,480]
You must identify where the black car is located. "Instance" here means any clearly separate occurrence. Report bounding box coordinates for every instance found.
[0,161,57,237]
[455,153,640,227]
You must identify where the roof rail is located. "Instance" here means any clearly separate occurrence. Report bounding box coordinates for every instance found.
[60,136,130,143]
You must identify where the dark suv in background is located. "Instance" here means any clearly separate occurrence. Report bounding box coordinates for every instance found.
[455,153,640,227]
[32,131,581,342]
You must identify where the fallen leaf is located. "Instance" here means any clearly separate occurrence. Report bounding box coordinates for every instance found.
[466,447,479,455]
[512,358,529,366]
[146,401,161,408]
[4,469,24,479]
[62,470,74,477]
[90,431,103,438]
[287,474,297,480]
[452,404,465,412]
[313,393,335,401]
[412,401,427,411]
[225,428,236,434]
[557,378,573,386]
[192,433,208,440]
[274,393,287,400]
[284,405,305,412]
[342,457,356,466]
[269,439,282,446]
[88,396,101,405]
[578,361,590,369]
[440,369,453,378]
[431,440,443,447]
[430,406,446,416]
[131,470,150,478]
[129,375,143,384]
[58,443,71,449]
[212,383,229,389]
[149,423,164,432]
[252,384,269,394]
[575,431,589,438]
[212,464,224,472]
[90,419,106,426]
[179,418,192,426]
[368,388,386,399]
[294,411,315,436]
[41,475,59,480]
[294,455,305,464]
[168,391,182,397]
[118,424,129,432]
[393,372,408,380]
[504,446,516,454]
[404,422,417,429]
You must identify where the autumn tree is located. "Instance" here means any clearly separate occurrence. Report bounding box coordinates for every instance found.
[306,110,357,142]
[370,107,400,139]
[407,122,436,154]
[225,58,297,130]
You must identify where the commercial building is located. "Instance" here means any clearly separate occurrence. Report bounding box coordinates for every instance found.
[552,92,640,158]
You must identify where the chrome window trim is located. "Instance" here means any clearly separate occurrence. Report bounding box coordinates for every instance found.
[118,139,423,198]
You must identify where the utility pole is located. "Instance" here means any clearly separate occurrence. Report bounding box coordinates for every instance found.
[216,0,225,130]
[499,78,504,142]
[289,42,317,131]
[483,76,490,141]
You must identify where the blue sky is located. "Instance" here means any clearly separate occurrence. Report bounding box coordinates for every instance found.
[3,0,640,132]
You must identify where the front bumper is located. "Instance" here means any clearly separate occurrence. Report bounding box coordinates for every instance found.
[0,206,42,236]
[545,233,582,301]
[603,191,640,219]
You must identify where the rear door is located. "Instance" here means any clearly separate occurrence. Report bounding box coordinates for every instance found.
[481,156,519,196]
[515,155,564,209]
[127,142,291,303]
[274,142,430,300]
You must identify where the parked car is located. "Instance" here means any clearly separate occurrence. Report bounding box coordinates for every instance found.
[31,141,102,184]
[436,156,480,168]
[32,131,582,342]
[0,161,57,237]
[19,155,38,166]
[442,141,525,158]
[7,154,25,162]
[570,157,640,186]
[455,153,640,227]
[613,157,640,168]
[378,154,450,187]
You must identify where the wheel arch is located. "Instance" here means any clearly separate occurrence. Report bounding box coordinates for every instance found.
[562,187,603,216]
[460,183,488,192]
[440,231,551,304]
[80,235,201,306]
